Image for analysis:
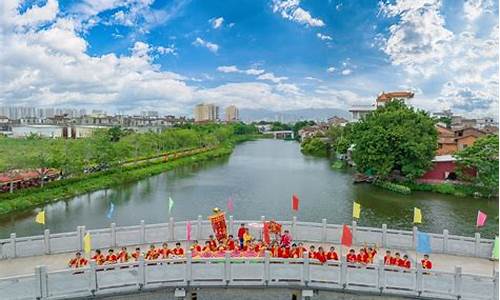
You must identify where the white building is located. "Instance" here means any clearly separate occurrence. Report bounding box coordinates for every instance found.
[225,105,239,122]
[194,103,219,123]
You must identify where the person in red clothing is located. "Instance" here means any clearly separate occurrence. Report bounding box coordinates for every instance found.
[289,243,300,258]
[307,245,316,259]
[171,242,184,257]
[280,230,292,248]
[145,244,158,260]
[158,243,170,259]
[117,247,129,263]
[421,254,432,269]
[202,241,212,252]
[401,254,411,269]
[393,252,402,267]
[297,242,307,258]
[367,246,377,264]
[237,224,246,249]
[357,248,369,264]
[91,249,106,265]
[226,235,236,251]
[131,248,141,261]
[105,249,118,264]
[326,246,338,261]
[68,252,88,268]
[190,240,202,253]
[278,245,290,258]
[315,246,327,263]
[208,235,218,252]
[346,249,357,263]
[270,242,280,257]
[384,250,394,265]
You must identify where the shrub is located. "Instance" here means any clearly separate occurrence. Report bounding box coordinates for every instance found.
[374,180,412,195]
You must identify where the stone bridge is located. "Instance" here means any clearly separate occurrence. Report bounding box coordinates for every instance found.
[0,217,497,300]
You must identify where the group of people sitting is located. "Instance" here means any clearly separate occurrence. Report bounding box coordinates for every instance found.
[68,224,432,271]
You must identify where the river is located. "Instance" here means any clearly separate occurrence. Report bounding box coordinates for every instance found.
[0,139,498,239]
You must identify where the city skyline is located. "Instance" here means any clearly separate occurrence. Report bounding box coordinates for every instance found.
[0,0,498,118]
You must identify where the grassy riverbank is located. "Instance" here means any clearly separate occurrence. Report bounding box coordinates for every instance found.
[0,137,253,216]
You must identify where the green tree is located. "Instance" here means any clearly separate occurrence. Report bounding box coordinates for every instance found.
[455,135,499,197]
[350,100,437,180]
[301,137,329,157]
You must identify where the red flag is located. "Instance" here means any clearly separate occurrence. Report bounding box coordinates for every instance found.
[341,224,352,247]
[292,194,299,211]
[263,222,270,245]
[186,221,192,241]
[227,197,234,213]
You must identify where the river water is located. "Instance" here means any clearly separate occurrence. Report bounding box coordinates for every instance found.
[0,139,498,239]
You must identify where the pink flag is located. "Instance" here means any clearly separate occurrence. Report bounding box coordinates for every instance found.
[476,210,487,227]
[186,221,192,241]
[227,197,234,213]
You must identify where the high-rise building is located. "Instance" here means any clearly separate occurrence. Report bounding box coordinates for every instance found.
[194,103,219,122]
[225,105,239,122]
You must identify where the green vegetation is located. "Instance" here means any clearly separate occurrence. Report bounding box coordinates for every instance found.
[455,135,499,198]
[402,182,474,198]
[292,120,316,140]
[350,101,437,180]
[327,124,352,154]
[373,180,411,195]
[330,160,346,169]
[270,121,291,131]
[301,137,329,157]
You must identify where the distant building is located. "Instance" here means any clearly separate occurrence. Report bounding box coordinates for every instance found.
[348,105,376,122]
[194,103,219,123]
[376,91,414,107]
[327,116,348,127]
[225,105,239,122]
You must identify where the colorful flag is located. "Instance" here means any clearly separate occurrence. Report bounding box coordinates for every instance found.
[186,221,192,241]
[292,194,299,211]
[83,233,92,254]
[168,197,174,214]
[227,197,234,213]
[414,207,422,224]
[352,202,361,219]
[106,203,115,219]
[263,222,270,245]
[492,236,499,260]
[416,231,432,253]
[208,211,228,241]
[476,210,487,227]
[35,211,45,225]
[340,224,352,247]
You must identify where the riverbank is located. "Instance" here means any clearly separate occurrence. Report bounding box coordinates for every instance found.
[0,136,256,216]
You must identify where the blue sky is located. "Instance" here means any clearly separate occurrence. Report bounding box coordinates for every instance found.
[0,0,498,117]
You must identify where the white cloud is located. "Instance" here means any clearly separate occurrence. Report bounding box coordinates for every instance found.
[257,72,288,83]
[341,69,352,75]
[193,37,219,53]
[157,45,177,55]
[463,0,494,22]
[316,33,332,41]
[272,0,325,27]
[275,83,301,95]
[326,67,336,73]
[217,65,265,75]
[210,17,224,29]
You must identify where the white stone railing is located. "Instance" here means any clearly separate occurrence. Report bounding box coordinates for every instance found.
[0,217,495,260]
[0,253,498,300]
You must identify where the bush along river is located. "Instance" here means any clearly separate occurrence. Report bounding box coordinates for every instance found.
[0,139,497,239]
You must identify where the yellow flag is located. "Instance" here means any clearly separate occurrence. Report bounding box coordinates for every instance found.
[414,207,422,224]
[352,202,361,219]
[35,211,45,225]
[83,233,92,254]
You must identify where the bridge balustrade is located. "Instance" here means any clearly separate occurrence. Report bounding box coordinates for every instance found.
[0,253,497,300]
[0,217,495,259]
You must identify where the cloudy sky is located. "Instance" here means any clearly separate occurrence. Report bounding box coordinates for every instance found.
[0,0,498,117]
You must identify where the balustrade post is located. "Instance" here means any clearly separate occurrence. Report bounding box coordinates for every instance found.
[321,219,327,243]
[412,226,418,249]
[443,229,449,253]
[44,229,51,255]
[415,263,423,296]
[76,226,84,251]
[89,260,97,295]
[110,223,116,247]
[137,256,146,289]
[186,251,192,284]
[292,216,297,239]
[474,233,481,257]
[494,271,499,300]
[261,216,265,240]
[140,220,146,244]
[9,233,16,258]
[302,252,310,285]
[224,251,231,284]
[35,265,48,299]
[377,260,385,291]
[264,251,270,284]
[454,266,462,298]
[352,221,357,245]
[197,215,203,240]
[169,217,175,241]
[340,256,347,288]
[229,215,234,237]
[381,224,387,248]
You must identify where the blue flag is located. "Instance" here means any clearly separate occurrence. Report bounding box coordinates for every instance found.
[106,203,115,219]
[416,231,432,253]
